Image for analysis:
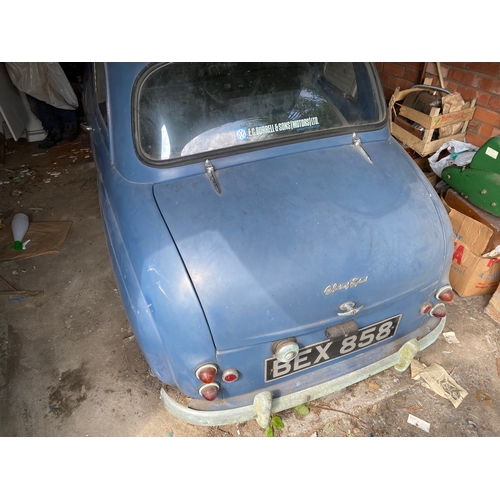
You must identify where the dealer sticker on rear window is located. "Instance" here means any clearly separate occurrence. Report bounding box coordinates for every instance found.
[264,315,401,382]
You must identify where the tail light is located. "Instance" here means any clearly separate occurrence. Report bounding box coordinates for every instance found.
[195,363,218,384]
[199,382,220,401]
[420,285,453,317]
[420,301,447,317]
[196,363,240,401]
[420,302,432,315]
[429,303,447,318]
[222,368,239,383]
[436,285,454,302]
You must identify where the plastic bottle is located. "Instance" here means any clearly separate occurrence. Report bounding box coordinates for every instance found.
[11,213,29,251]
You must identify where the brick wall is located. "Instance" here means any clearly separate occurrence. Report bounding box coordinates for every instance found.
[375,62,500,148]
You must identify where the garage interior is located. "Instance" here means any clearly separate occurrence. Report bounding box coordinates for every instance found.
[1,62,500,437]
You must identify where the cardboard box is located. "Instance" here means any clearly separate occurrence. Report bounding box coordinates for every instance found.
[445,188,500,254]
[448,208,500,296]
[485,282,500,323]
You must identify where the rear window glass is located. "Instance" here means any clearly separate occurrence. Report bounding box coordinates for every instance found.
[135,62,384,162]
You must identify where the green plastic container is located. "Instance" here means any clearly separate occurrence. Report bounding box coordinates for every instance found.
[442,167,500,217]
[471,135,500,173]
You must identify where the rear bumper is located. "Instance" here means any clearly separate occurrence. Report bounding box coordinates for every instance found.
[160,316,446,427]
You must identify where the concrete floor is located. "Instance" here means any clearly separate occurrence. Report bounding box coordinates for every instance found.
[1,134,500,437]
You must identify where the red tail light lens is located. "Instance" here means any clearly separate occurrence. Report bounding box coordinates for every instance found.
[430,303,447,318]
[420,302,432,315]
[222,368,239,383]
[195,363,218,384]
[436,285,454,302]
[199,382,220,401]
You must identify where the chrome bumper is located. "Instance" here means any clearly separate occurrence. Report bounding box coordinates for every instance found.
[160,317,445,428]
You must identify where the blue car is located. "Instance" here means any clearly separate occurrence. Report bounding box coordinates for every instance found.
[82,62,454,428]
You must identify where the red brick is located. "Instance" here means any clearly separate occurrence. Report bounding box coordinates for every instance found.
[479,123,494,138]
[449,62,467,68]
[422,74,452,89]
[383,63,405,77]
[388,75,412,91]
[448,68,481,87]
[456,85,490,106]
[467,120,481,135]
[375,62,384,73]
[426,63,438,75]
[382,85,393,103]
[396,77,413,90]
[474,107,500,127]
[466,132,487,147]
[478,123,500,141]
[439,64,450,79]
[378,70,391,87]
[455,86,475,101]
[492,127,500,137]
[480,77,500,95]
[425,63,450,79]
[404,67,421,85]
[400,62,426,70]
[383,90,395,104]
[489,96,500,111]
[381,81,394,93]
[476,93,490,107]
[446,82,458,93]
[467,62,500,77]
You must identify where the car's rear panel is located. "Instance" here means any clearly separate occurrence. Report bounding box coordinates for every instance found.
[192,314,443,409]
[153,138,452,401]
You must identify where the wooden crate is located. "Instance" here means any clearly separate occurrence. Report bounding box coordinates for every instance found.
[389,86,476,157]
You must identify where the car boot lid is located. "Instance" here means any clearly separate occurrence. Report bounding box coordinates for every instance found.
[153,140,446,350]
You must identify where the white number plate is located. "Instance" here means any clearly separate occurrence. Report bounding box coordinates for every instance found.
[265,314,401,382]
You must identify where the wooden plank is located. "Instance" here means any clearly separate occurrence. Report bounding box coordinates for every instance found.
[399,104,475,130]
[461,98,477,134]
[485,285,500,323]
[390,87,421,102]
[393,115,422,139]
[392,121,467,157]
[391,122,427,154]
[422,108,440,142]
[433,107,475,128]
[420,66,429,84]
[421,132,466,156]
[398,106,436,129]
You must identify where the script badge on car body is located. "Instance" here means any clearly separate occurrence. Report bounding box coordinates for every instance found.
[324,276,368,295]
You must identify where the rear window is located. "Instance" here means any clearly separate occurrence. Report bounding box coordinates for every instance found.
[134,62,385,163]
